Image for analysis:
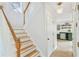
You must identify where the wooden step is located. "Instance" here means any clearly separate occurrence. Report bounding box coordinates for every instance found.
[20,45,36,54]
[14,30,25,34]
[13,26,24,30]
[35,53,40,57]
[32,52,40,57]
[20,37,31,42]
[15,32,26,34]
[20,45,34,52]
[25,50,40,57]
[20,47,36,57]
[16,32,27,35]
[21,40,33,44]
[16,34,28,38]
[13,28,40,57]
[18,36,30,39]
[21,40,33,49]
[28,51,40,57]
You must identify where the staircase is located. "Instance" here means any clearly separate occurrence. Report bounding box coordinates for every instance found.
[14,28,40,57]
[0,3,41,57]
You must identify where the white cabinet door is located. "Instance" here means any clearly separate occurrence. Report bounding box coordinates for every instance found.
[60,33,66,40]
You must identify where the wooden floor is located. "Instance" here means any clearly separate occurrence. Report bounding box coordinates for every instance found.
[50,40,73,57]
[50,49,73,57]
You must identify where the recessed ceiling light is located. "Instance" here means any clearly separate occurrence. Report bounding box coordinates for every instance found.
[57,2,62,5]
[56,2,63,14]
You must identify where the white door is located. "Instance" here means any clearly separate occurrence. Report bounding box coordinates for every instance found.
[72,3,79,57]
[46,3,57,56]
[47,20,57,56]
[47,15,57,56]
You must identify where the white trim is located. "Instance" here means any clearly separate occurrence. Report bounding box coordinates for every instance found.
[48,46,57,57]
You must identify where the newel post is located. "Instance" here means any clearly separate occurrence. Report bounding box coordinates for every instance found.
[16,39,21,57]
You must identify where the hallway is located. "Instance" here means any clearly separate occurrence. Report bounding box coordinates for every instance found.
[51,49,73,57]
[50,40,73,57]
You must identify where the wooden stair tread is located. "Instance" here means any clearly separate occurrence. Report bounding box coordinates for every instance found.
[14,29,25,31]
[21,42,33,49]
[20,38,31,42]
[26,50,39,57]
[13,28,40,57]
[31,51,40,57]
[14,30,25,33]
[16,32,27,34]
[15,32,26,35]
[18,36,30,39]
[16,34,28,38]
[20,47,36,57]
[19,40,32,48]
[20,45,36,54]
[20,45,34,51]
[21,40,33,43]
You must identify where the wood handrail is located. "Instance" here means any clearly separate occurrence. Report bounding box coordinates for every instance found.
[0,6,20,57]
[23,2,30,25]
[0,6,17,41]
[0,6,17,42]
[24,2,30,14]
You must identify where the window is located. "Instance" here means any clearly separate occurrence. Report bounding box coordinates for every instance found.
[10,2,23,13]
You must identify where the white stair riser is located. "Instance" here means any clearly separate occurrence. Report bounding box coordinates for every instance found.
[16,34,27,37]
[20,38,30,42]
[17,36,30,39]
[21,41,32,45]
[14,31,25,33]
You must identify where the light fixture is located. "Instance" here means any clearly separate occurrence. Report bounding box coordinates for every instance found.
[56,2,63,14]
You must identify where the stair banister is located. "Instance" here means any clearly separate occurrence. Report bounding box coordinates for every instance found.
[23,2,30,25]
[0,6,21,57]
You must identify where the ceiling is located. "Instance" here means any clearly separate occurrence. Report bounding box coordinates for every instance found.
[46,2,74,22]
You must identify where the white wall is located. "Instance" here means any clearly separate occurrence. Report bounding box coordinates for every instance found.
[45,3,57,56]
[2,3,24,28]
[0,15,5,56]
[24,2,48,56]
[70,2,79,57]
[74,2,79,57]
[0,9,16,57]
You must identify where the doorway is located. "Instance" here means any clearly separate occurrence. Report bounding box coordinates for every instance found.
[51,21,73,57]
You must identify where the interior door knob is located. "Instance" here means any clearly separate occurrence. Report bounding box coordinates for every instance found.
[48,38,49,40]
[77,42,79,47]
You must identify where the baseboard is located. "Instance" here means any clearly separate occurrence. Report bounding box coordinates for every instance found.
[48,46,57,57]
